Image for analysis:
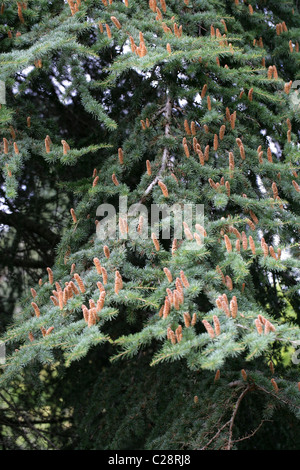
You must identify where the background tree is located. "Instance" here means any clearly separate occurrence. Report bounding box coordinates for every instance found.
[0,0,299,450]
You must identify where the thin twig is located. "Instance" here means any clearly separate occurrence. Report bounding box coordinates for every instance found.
[0,391,58,450]
[227,384,251,450]
[200,419,231,450]
[232,419,272,444]
[255,383,300,409]
[140,93,172,202]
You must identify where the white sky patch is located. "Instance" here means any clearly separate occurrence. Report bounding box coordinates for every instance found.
[194,93,201,104]
[0,193,12,232]
[123,43,131,54]
[178,98,188,108]
[50,76,74,105]
[132,67,152,79]
[0,196,11,215]
[177,72,188,81]
[267,135,282,158]
[12,65,34,94]
[256,175,267,194]
[268,138,276,153]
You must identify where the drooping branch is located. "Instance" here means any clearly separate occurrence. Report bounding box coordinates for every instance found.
[0,255,48,269]
[0,210,60,247]
[0,391,58,450]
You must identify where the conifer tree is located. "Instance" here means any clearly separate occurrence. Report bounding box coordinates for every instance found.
[0,0,300,450]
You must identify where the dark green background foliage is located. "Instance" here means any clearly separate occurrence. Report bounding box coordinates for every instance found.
[0,0,299,450]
